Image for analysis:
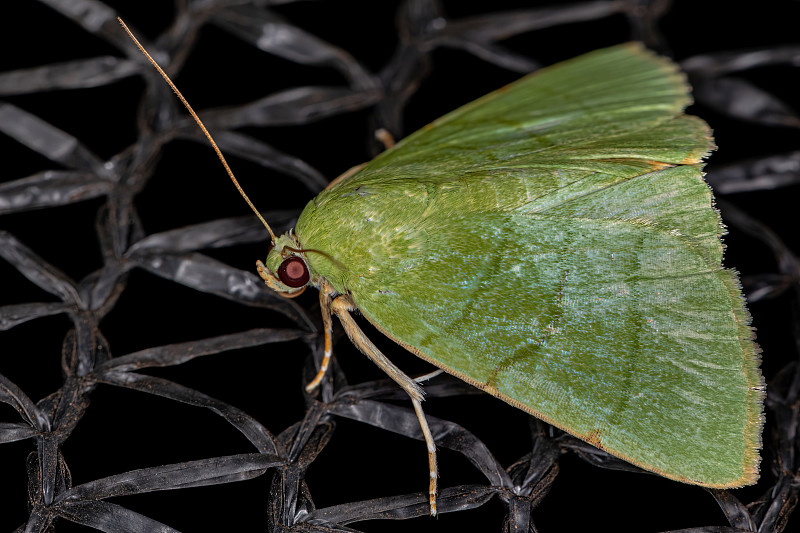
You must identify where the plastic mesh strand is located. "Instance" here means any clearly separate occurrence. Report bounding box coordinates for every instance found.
[1,1,799,531]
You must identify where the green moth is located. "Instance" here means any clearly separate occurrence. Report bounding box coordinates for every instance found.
[121,19,763,515]
[258,43,764,513]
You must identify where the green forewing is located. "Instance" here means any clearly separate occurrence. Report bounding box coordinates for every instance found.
[293,44,763,486]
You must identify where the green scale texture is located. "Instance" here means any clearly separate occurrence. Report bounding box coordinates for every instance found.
[268,44,763,486]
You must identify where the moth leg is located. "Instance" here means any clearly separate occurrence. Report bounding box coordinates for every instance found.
[374,128,396,149]
[411,395,438,517]
[305,282,335,393]
[325,162,366,190]
[330,292,438,517]
[323,131,395,191]
[414,369,444,383]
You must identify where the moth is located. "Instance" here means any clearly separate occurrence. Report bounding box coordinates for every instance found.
[121,18,763,516]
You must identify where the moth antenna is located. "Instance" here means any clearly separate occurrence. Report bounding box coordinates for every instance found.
[117,17,277,243]
[285,246,346,270]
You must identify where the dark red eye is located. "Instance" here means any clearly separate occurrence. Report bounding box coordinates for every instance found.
[267,241,274,254]
[278,256,309,287]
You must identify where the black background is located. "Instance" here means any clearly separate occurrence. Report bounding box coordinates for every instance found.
[1,1,799,532]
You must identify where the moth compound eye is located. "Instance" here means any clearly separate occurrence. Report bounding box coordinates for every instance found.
[278,256,310,287]
[267,241,274,254]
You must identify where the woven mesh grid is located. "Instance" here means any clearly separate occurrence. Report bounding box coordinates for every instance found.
[2,1,799,531]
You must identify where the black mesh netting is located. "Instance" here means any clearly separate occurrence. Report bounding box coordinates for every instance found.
[2,1,799,531]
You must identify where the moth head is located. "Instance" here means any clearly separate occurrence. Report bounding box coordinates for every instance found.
[257,232,311,298]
